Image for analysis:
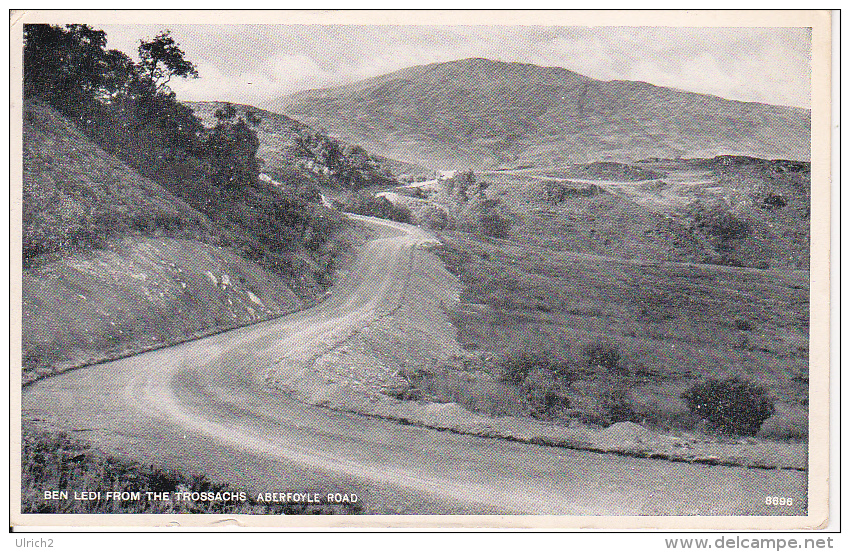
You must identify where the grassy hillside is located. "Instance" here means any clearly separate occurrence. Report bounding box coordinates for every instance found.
[22,236,305,383]
[269,57,810,169]
[477,156,810,270]
[21,99,347,383]
[185,101,430,184]
[23,99,218,261]
[368,160,809,439]
[434,231,808,439]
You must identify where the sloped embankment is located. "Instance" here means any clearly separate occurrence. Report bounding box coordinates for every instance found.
[23,237,305,384]
[263,218,805,471]
[21,100,307,383]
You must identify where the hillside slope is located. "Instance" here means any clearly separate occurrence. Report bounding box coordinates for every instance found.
[268,57,810,168]
[185,101,430,183]
[23,99,218,260]
[22,100,307,381]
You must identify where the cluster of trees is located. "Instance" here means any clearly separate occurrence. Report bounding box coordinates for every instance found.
[442,171,512,239]
[24,24,346,287]
[340,190,412,224]
[294,128,395,190]
[24,24,262,192]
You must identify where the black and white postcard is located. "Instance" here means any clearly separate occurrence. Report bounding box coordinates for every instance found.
[10,9,833,530]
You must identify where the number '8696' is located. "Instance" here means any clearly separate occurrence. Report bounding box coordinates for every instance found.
[765,496,793,506]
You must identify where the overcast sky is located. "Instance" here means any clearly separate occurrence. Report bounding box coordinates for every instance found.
[97,24,812,109]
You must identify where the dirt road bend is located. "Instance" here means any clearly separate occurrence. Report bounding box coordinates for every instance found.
[22,215,806,515]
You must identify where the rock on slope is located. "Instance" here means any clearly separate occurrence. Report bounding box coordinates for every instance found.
[268,57,811,169]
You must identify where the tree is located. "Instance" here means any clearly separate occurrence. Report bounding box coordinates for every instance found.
[206,103,261,189]
[137,30,198,93]
[24,24,122,106]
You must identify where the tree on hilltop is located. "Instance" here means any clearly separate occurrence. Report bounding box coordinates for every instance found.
[137,30,199,93]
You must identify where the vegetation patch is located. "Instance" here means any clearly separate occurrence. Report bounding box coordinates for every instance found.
[432,228,808,440]
[681,377,776,436]
[21,423,362,514]
[340,190,413,223]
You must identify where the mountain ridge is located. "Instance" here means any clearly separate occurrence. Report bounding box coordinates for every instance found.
[266,57,810,169]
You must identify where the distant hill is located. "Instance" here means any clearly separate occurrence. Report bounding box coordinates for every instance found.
[267,57,811,169]
[185,101,430,183]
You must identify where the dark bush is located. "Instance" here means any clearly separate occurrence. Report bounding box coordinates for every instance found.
[761,193,788,210]
[583,340,622,372]
[599,386,639,425]
[734,317,753,331]
[479,211,512,238]
[498,351,535,385]
[681,377,776,436]
[342,191,411,223]
[689,202,751,242]
[497,350,576,386]
[423,206,449,230]
[524,382,571,419]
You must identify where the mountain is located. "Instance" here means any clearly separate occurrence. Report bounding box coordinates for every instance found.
[266,57,811,169]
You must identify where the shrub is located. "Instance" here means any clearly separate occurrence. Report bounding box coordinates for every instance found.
[422,205,449,230]
[523,381,571,419]
[342,191,412,223]
[497,350,576,386]
[681,377,776,436]
[479,211,512,238]
[498,351,535,385]
[583,340,622,372]
[599,386,639,425]
[688,201,751,242]
[734,317,753,331]
[761,193,788,210]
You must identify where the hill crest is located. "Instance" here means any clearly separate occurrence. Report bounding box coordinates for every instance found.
[266,57,811,169]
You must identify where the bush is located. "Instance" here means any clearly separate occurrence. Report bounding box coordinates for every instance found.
[583,340,622,372]
[688,201,751,242]
[681,377,776,436]
[422,205,449,230]
[599,386,639,425]
[342,191,412,223]
[479,211,512,238]
[497,350,575,386]
[734,317,753,331]
[761,193,788,210]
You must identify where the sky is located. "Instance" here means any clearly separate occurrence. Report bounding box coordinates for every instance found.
[97,24,812,109]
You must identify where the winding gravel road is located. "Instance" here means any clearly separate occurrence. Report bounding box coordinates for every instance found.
[22,215,807,516]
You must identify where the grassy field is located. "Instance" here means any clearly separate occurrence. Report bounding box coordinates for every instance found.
[21,422,362,514]
[416,160,809,440]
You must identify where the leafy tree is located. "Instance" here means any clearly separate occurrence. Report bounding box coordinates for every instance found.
[206,104,261,189]
[137,30,198,93]
[24,24,124,107]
